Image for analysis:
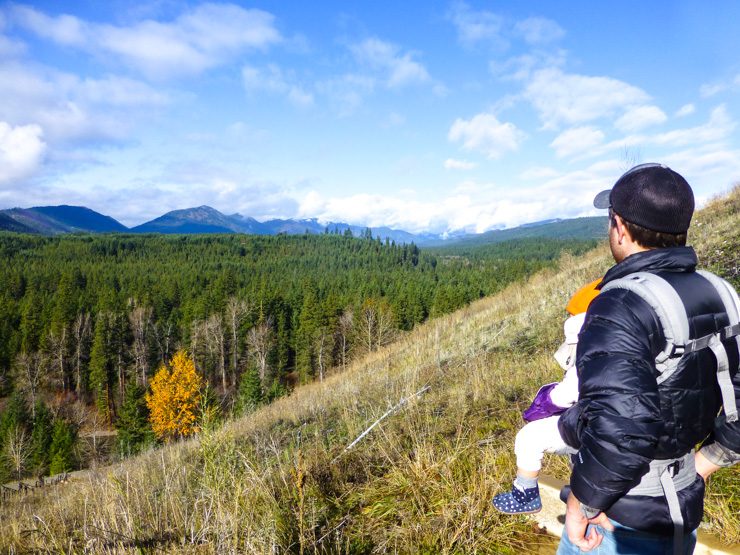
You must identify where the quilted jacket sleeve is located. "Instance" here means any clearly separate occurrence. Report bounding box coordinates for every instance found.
[558,288,664,511]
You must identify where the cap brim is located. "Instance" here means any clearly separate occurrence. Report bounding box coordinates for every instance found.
[593,189,611,209]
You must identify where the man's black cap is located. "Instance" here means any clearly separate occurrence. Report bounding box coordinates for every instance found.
[593,163,695,234]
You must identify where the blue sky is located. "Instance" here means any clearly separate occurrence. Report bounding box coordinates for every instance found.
[1,1,739,233]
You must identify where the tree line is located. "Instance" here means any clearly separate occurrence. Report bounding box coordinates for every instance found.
[0,231,596,480]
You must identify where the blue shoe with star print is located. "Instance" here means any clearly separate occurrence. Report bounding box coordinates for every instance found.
[492,481,542,514]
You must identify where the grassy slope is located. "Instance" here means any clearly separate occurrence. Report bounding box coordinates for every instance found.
[1,189,738,554]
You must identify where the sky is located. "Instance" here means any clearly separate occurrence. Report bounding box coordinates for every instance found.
[1,1,740,233]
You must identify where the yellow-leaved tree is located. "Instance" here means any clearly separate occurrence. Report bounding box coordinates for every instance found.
[146,350,203,441]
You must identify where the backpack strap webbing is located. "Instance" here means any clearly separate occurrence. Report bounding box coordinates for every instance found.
[696,271,740,423]
[600,272,689,383]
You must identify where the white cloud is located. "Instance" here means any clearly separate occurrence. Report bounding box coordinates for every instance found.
[550,126,605,158]
[294,162,616,234]
[560,105,737,161]
[662,146,740,187]
[650,104,735,147]
[524,68,650,129]
[242,64,314,107]
[382,112,406,128]
[699,74,740,99]
[444,158,477,170]
[0,62,168,143]
[447,1,505,48]
[700,82,726,98]
[514,17,565,45]
[77,75,169,106]
[105,177,303,226]
[317,73,375,116]
[0,121,46,186]
[519,166,560,180]
[615,105,667,132]
[675,104,695,117]
[490,49,567,82]
[0,33,25,58]
[448,113,525,159]
[314,38,432,115]
[9,3,282,79]
[10,4,88,46]
[287,87,314,107]
[350,38,430,88]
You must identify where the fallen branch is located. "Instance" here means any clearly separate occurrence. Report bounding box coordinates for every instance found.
[333,384,431,463]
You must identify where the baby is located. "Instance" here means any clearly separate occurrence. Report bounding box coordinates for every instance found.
[492,279,600,514]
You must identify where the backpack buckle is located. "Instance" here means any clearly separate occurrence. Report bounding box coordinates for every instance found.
[721,323,740,341]
[666,459,682,478]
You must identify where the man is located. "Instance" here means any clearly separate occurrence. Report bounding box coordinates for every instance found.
[556,163,740,554]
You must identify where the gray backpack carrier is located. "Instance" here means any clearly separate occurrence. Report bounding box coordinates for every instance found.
[601,270,740,554]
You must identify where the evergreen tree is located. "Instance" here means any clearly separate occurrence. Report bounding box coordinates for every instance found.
[0,391,30,443]
[265,379,286,403]
[20,291,43,354]
[51,272,77,334]
[88,312,113,422]
[0,392,30,482]
[116,383,152,457]
[48,419,77,475]
[295,285,320,383]
[29,401,53,475]
[234,366,262,416]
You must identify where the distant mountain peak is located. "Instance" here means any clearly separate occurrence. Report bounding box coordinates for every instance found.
[0,205,127,234]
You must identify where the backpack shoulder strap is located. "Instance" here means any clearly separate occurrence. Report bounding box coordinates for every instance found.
[696,271,740,423]
[601,271,689,382]
[602,270,739,422]
[696,270,740,342]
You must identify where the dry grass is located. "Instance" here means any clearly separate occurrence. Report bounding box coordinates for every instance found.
[0,188,738,553]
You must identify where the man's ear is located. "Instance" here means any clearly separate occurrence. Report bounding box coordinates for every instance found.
[613,214,628,245]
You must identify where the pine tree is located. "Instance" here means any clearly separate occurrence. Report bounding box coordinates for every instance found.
[234,366,262,416]
[265,379,286,403]
[20,291,43,354]
[88,312,113,422]
[295,285,320,383]
[0,392,30,482]
[51,273,77,334]
[116,383,152,457]
[0,391,30,444]
[29,401,53,475]
[48,419,77,475]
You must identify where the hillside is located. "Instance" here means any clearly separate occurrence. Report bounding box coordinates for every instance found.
[31,206,128,233]
[0,188,738,553]
[427,216,608,249]
[132,206,254,234]
[0,212,36,233]
[0,233,591,413]
[1,206,128,234]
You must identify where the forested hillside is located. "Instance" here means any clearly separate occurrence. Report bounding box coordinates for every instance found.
[426,216,608,248]
[0,231,594,481]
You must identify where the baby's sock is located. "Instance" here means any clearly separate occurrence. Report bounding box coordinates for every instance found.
[514,474,538,490]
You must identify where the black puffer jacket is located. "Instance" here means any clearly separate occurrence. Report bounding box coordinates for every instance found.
[558,246,740,535]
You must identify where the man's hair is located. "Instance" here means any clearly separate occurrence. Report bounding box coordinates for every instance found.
[610,209,687,248]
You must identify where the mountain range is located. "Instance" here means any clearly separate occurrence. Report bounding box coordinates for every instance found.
[0,204,607,245]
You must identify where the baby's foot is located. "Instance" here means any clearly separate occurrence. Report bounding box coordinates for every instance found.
[492,481,542,514]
